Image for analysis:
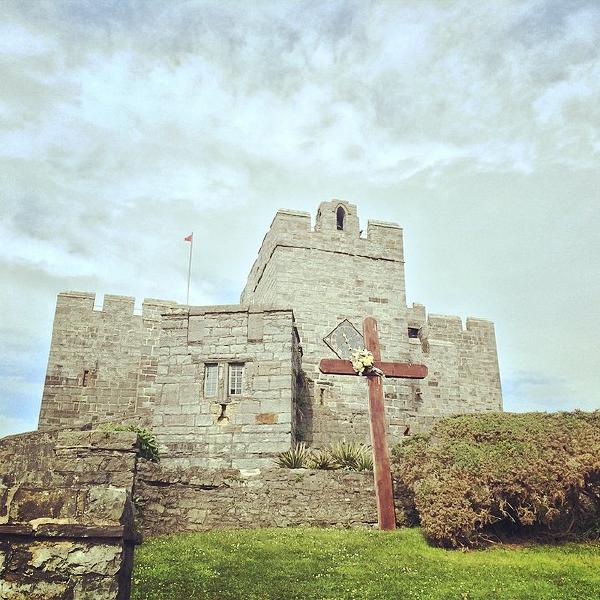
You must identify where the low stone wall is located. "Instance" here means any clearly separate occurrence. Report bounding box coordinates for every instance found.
[0,430,139,600]
[136,463,377,536]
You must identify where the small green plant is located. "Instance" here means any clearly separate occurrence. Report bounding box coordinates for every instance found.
[329,441,372,471]
[276,442,310,468]
[307,448,339,470]
[100,423,160,463]
[354,450,374,472]
[132,494,146,512]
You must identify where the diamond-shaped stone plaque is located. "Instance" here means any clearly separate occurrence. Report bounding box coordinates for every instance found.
[323,319,365,360]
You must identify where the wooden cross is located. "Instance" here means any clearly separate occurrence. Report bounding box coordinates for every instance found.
[319,317,428,530]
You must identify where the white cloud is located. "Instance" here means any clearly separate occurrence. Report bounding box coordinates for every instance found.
[1,0,599,437]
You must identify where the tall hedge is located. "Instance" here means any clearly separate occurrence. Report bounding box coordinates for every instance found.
[392,411,600,548]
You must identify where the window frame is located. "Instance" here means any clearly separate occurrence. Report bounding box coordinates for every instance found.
[204,363,219,398]
[228,363,244,396]
[408,327,420,339]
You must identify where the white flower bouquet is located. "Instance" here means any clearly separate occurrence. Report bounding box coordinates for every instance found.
[351,349,384,377]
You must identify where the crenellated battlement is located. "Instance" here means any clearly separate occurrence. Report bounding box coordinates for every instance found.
[427,314,464,331]
[270,209,312,233]
[56,291,178,320]
[242,200,404,302]
[56,290,95,309]
[40,292,180,432]
[406,303,496,336]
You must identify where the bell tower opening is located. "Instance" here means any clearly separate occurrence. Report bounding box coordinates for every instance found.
[336,206,345,230]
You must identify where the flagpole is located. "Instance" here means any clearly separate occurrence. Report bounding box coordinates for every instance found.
[186,233,193,304]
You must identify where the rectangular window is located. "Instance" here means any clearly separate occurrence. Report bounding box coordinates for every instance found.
[204,363,218,397]
[228,363,244,396]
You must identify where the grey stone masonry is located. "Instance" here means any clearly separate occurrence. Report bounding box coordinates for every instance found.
[136,462,377,535]
[37,200,502,467]
[0,430,139,600]
[38,292,178,432]
[241,200,502,444]
[151,304,299,470]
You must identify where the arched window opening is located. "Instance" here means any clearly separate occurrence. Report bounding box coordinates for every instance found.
[336,206,345,230]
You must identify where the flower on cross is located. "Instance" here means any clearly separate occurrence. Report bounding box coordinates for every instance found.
[351,349,383,377]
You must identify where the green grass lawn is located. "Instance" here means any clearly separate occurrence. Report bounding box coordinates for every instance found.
[131,527,600,600]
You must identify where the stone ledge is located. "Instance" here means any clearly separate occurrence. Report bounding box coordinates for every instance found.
[367,219,402,230]
[0,523,140,542]
[189,304,294,316]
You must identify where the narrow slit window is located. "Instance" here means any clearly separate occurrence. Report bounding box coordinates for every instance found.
[82,370,90,387]
[204,363,218,397]
[336,206,345,230]
[228,363,244,396]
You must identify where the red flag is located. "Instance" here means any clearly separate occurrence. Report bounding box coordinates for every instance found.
[184,233,193,242]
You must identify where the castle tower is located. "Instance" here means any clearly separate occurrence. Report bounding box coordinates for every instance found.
[242,200,502,445]
[242,200,415,445]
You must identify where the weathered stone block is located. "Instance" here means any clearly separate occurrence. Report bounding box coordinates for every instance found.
[247,312,264,342]
[255,413,278,425]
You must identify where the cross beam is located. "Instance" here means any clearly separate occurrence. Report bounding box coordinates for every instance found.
[318,317,428,530]
[319,359,427,379]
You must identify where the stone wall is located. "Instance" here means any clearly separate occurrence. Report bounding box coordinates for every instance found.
[38,292,177,431]
[152,305,299,470]
[38,294,300,471]
[241,200,502,442]
[0,430,139,600]
[37,200,503,466]
[405,304,502,431]
[136,463,377,536]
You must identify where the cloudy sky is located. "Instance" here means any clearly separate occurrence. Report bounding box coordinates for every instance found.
[1,0,599,437]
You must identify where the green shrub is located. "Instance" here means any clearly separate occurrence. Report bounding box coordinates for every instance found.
[392,411,600,548]
[100,423,160,463]
[276,442,311,468]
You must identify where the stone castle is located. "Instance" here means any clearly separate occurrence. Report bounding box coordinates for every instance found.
[2,201,503,598]
[38,200,502,469]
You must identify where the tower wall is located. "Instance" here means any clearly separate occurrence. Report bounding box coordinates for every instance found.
[404,306,502,431]
[242,200,502,444]
[242,201,414,446]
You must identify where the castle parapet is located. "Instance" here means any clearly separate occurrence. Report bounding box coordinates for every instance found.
[366,220,404,259]
[242,200,404,302]
[102,294,135,315]
[56,291,95,310]
[55,291,178,320]
[270,209,311,234]
[314,200,360,234]
[142,298,179,320]
[465,317,496,332]
[427,314,464,332]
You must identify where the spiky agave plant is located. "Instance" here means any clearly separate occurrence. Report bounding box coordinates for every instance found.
[276,442,311,469]
[308,448,339,470]
[354,449,374,472]
[329,441,372,471]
